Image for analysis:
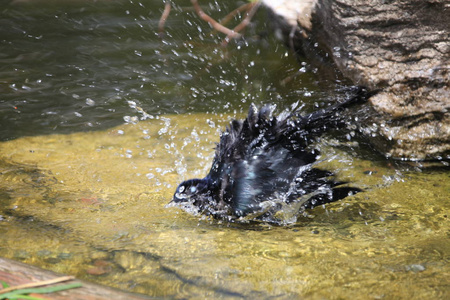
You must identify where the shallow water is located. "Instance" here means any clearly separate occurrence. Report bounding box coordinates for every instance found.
[0,0,449,299]
[1,116,449,299]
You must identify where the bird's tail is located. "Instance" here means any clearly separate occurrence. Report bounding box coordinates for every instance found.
[297,86,378,135]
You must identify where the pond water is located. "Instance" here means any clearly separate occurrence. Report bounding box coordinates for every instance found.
[0,0,449,299]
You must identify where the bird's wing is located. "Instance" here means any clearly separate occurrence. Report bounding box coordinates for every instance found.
[207,104,276,185]
[228,145,317,217]
[207,103,317,217]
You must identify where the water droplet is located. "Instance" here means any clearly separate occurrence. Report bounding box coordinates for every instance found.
[85,98,95,106]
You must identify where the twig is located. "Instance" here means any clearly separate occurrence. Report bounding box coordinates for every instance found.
[219,2,254,27]
[0,276,74,294]
[222,1,261,45]
[158,0,172,38]
[230,1,261,35]
[191,0,240,39]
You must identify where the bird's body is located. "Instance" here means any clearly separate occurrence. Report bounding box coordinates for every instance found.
[170,88,371,223]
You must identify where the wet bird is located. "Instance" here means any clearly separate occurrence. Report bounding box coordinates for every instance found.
[170,87,373,223]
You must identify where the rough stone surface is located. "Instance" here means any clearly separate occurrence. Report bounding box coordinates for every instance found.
[262,0,318,30]
[264,0,450,160]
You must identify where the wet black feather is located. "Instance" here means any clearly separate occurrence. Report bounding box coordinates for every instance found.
[171,87,374,222]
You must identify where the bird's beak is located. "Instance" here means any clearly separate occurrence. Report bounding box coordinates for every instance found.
[165,199,176,208]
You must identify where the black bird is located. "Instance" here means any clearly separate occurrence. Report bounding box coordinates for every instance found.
[169,88,372,223]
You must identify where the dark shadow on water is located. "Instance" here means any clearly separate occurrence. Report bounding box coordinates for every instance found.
[1,0,356,141]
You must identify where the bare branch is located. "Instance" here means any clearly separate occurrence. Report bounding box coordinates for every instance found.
[219,2,254,28]
[191,0,241,39]
[230,1,261,35]
[158,0,172,38]
[222,1,261,45]
[0,276,75,294]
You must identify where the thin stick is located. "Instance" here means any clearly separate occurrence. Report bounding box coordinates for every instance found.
[231,1,261,34]
[0,276,75,294]
[158,0,172,38]
[222,1,261,45]
[191,0,240,39]
[219,2,253,27]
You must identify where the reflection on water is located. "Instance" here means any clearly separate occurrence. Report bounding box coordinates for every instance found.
[0,0,343,141]
[0,0,449,299]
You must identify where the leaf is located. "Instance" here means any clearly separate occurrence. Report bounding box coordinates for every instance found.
[0,282,82,299]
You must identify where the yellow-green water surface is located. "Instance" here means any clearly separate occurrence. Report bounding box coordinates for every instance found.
[0,114,449,299]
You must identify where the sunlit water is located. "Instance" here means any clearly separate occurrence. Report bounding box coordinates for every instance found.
[0,1,449,299]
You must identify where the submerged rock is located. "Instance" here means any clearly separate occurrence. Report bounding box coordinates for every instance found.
[263,0,449,160]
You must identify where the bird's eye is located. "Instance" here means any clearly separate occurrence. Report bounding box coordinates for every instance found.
[190,186,197,193]
[179,186,185,193]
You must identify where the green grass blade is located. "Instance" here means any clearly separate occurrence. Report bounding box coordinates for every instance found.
[0,282,82,299]
[6,294,48,300]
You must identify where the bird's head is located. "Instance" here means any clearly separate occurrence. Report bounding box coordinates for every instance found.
[169,178,213,214]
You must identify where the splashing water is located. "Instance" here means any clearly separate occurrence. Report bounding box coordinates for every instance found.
[1,1,448,299]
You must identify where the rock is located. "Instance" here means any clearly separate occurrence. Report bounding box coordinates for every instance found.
[406,264,426,272]
[263,0,450,160]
